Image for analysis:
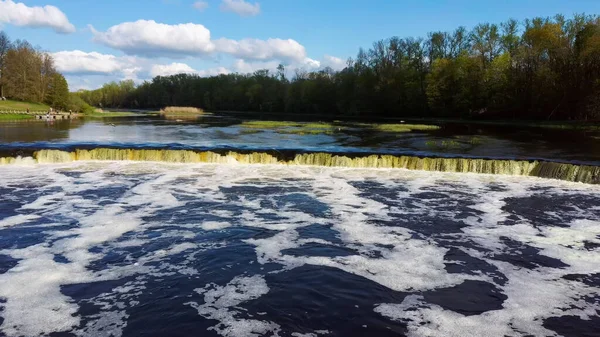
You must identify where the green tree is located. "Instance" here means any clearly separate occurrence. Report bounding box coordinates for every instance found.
[0,31,11,98]
[47,73,69,110]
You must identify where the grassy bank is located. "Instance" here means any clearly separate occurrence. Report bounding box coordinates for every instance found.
[0,100,50,112]
[0,114,35,120]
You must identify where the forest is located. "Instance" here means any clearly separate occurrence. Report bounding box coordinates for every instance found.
[0,31,71,110]
[76,14,600,121]
[5,13,600,121]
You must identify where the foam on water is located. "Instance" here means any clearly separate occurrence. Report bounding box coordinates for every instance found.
[0,162,598,336]
[188,275,281,337]
[0,214,40,228]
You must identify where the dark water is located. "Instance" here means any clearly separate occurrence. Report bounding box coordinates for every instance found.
[1,114,600,164]
[0,163,598,337]
[0,115,599,337]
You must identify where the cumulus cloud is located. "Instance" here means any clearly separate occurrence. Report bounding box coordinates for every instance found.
[233,59,280,74]
[52,50,150,85]
[91,20,311,64]
[214,38,307,63]
[90,20,215,57]
[151,62,230,77]
[150,63,197,77]
[52,50,129,75]
[321,55,347,70]
[197,66,231,77]
[233,57,321,75]
[0,0,75,33]
[220,0,260,17]
[192,1,209,12]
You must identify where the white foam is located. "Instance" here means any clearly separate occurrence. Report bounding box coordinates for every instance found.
[188,275,280,337]
[0,162,599,336]
[244,171,472,291]
[201,221,232,231]
[0,214,40,228]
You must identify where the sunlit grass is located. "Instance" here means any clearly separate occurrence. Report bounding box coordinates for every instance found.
[0,113,35,120]
[0,100,50,112]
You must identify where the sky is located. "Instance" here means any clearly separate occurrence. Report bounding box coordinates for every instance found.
[1,0,600,91]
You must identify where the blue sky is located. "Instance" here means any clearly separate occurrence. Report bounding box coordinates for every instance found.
[1,0,600,90]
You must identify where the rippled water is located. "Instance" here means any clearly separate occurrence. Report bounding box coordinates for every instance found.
[0,162,599,337]
[1,116,600,164]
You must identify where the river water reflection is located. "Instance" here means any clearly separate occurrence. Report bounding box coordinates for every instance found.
[0,113,599,164]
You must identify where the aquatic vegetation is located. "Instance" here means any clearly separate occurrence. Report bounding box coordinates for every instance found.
[239,129,263,135]
[160,106,204,115]
[369,123,440,132]
[469,136,483,145]
[240,121,338,135]
[241,121,332,129]
[425,140,462,149]
[277,129,337,135]
[241,120,439,135]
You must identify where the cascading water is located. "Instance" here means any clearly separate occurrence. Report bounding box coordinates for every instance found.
[2,148,597,184]
[1,119,599,337]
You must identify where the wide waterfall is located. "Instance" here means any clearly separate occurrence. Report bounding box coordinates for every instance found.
[1,148,595,184]
[2,115,600,337]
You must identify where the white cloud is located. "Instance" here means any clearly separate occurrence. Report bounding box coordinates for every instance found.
[197,66,231,77]
[90,20,215,57]
[53,50,149,87]
[56,50,349,91]
[0,0,75,33]
[214,38,307,63]
[150,63,197,77]
[192,1,209,12]
[304,58,321,69]
[233,59,280,74]
[91,20,311,64]
[52,50,128,75]
[220,0,260,17]
[233,57,321,75]
[151,62,230,77]
[321,55,346,70]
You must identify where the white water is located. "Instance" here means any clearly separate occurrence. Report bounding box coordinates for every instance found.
[0,162,598,337]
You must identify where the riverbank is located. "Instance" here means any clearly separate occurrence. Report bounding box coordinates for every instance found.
[0,114,34,120]
[0,99,50,112]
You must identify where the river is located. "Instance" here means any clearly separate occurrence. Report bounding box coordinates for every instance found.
[0,114,599,337]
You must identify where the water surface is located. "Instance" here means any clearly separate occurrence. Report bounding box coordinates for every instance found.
[0,163,598,336]
[1,115,599,336]
[1,115,599,164]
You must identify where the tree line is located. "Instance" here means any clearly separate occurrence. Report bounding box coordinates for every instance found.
[0,31,71,111]
[78,13,600,121]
